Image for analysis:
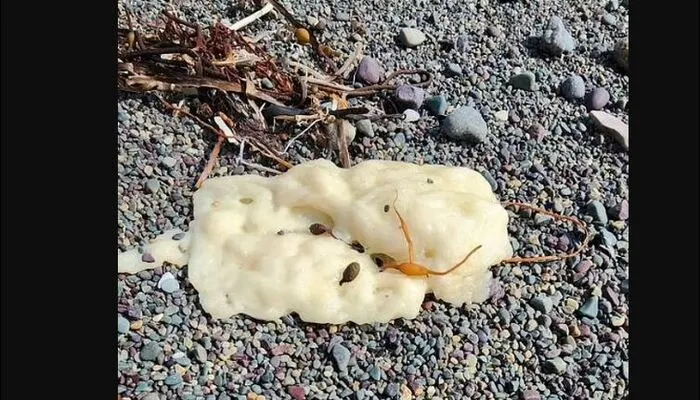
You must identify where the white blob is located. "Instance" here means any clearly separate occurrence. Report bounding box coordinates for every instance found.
[118,160,513,324]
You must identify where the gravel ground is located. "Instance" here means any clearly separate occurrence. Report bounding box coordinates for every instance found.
[118,0,629,399]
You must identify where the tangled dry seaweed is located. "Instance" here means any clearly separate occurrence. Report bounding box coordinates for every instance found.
[117,1,432,186]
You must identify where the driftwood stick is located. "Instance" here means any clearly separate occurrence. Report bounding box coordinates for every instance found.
[195,136,225,188]
[224,2,275,31]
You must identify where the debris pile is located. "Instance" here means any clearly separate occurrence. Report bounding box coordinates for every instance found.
[117,1,432,187]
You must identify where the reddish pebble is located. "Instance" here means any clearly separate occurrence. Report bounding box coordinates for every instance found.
[522,389,541,400]
[288,386,306,400]
[604,286,620,307]
[616,199,629,220]
[270,345,286,356]
[527,123,548,141]
[579,324,592,337]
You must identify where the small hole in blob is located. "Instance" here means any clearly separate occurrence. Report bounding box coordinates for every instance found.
[425,248,437,259]
[427,178,434,184]
[239,197,254,205]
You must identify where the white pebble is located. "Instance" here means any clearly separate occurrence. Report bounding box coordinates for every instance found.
[157,272,176,289]
[494,110,508,121]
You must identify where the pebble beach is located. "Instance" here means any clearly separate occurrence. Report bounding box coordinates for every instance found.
[118,0,629,399]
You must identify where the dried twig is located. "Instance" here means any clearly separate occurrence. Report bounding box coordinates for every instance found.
[124,75,286,106]
[346,69,433,97]
[282,118,323,153]
[195,136,225,188]
[154,94,292,172]
[502,202,592,264]
[274,114,322,122]
[334,42,364,80]
[238,139,246,163]
[240,160,283,174]
[285,60,330,80]
[224,2,275,31]
[153,94,225,139]
[305,77,356,93]
[120,47,203,77]
[214,115,237,143]
[336,119,352,168]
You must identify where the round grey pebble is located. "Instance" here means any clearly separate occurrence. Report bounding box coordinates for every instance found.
[384,383,400,397]
[335,11,350,21]
[486,25,502,37]
[118,315,130,334]
[193,343,207,363]
[454,33,469,52]
[585,88,610,110]
[144,179,161,194]
[521,390,541,400]
[440,106,488,143]
[160,278,180,294]
[161,156,177,169]
[542,15,576,54]
[530,296,554,314]
[445,62,463,77]
[140,341,162,361]
[355,119,374,137]
[579,296,600,318]
[602,13,617,25]
[332,344,351,371]
[585,200,609,224]
[559,75,585,100]
[544,357,567,375]
[393,132,406,148]
[261,369,274,383]
[398,27,426,48]
[164,374,182,386]
[368,365,381,380]
[509,110,521,123]
[599,229,618,247]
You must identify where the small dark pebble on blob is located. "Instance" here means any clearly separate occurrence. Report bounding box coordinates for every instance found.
[350,240,365,253]
[340,262,361,285]
[172,232,186,240]
[141,253,155,263]
[309,223,328,235]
